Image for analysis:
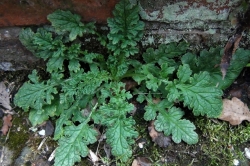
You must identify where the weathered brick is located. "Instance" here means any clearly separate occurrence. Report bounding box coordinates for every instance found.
[0,0,118,26]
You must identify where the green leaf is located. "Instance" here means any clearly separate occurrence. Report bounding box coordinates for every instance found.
[166,82,181,102]
[66,43,81,60]
[145,74,160,91]
[84,52,104,64]
[14,70,58,111]
[47,57,65,72]
[142,42,188,66]
[68,59,80,72]
[160,63,176,78]
[106,117,138,161]
[154,107,198,144]
[181,48,221,74]
[29,109,49,126]
[181,52,197,69]
[33,28,54,50]
[19,28,37,52]
[210,48,250,89]
[133,63,174,91]
[54,113,72,140]
[29,98,63,126]
[47,10,96,41]
[144,104,157,121]
[60,69,110,104]
[33,28,61,59]
[81,70,110,94]
[166,65,223,117]
[196,48,221,72]
[163,42,189,58]
[96,83,133,122]
[55,122,98,166]
[116,62,129,77]
[107,0,144,57]
[144,99,173,121]
[181,48,250,90]
[92,82,137,161]
[177,64,192,83]
[136,94,146,103]
[177,68,223,117]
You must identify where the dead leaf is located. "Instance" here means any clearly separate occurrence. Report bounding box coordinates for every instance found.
[1,114,12,135]
[219,97,250,125]
[220,6,250,79]
[228,87,242,98]
[148,121,171,147]
[220,34,242,80]
[147,99,171,147]
[132,157,152,166]
[132,159,139,166]
[0,82,12,110]
[123,79,138,91]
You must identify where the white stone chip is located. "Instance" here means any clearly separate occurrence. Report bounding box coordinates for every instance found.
[244,147,250,159]
[233,159,239,166]
[38,129,46,136]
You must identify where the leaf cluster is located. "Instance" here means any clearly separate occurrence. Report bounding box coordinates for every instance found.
[14,0,250,165]
[15,1,142,165]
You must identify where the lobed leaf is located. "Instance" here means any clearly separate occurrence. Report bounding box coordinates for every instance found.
[68,59,80,72]
[107,0,144,57]
[47,57,65,72]
[106,118,138,161]
[210,48,250,89]
[167,65,223,117]
[177,64,192,83]
[54,112,72,140]
[28,98,63,126]
[154,107,198,144]
[133,63,174,91]
[47,10,96,41]
[14,70,58,111]
[55,122,98,166]
[142,42,188,67]
[19,28,37,52]
[178,72,223,117]
[144,99,173,121]
[92,82,137,161]
[181,47,250,90]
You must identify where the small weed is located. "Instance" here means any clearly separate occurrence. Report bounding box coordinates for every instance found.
[13,0,250,165]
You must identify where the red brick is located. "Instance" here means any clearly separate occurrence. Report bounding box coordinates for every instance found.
[0,0,118,27]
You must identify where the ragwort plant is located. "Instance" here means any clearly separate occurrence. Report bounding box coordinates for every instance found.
[14,0,250,165]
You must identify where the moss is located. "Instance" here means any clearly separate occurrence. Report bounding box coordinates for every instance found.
[195,118,250,165]
[75,159,93,166]
[123,113,250,165]
[4,111,30,160]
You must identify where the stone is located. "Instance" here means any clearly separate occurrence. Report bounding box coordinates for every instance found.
[0,0,248,71]
[0,27,43,71]
[139,0,245,46]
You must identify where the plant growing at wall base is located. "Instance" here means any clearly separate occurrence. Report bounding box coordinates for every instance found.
[14,0,250,165]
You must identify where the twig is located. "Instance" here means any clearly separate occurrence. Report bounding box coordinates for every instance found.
[48,149,56,162]
[38,137,47,150]
[0,146,5,164]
